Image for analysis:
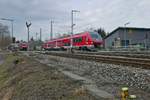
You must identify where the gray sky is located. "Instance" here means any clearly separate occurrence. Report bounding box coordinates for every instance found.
[0,0,150,41]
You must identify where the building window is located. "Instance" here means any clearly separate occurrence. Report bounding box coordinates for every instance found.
[112,42,114,46]
[121,40,129,46]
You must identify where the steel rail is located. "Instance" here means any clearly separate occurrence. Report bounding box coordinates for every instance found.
[37,52,150,69]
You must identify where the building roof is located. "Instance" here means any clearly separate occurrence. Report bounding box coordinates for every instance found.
[104,27,150,39]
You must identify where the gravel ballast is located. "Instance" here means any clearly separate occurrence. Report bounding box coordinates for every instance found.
[35,54,150,100]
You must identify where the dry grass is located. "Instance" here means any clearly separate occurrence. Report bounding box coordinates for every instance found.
[0,54,96,100]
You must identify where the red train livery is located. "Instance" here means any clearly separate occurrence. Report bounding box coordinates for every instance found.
[42,31,103,50]
[19,42,28,51]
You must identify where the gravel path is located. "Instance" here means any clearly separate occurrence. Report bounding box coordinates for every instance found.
[35,54,150,100]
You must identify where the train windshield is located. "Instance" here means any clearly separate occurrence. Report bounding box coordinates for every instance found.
[90,32,102,40]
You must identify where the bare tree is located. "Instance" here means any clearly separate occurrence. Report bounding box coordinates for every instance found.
[94,28,107,39]
[0,23,11,49]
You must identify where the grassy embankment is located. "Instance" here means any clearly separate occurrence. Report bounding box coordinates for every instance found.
[0,53,96,100]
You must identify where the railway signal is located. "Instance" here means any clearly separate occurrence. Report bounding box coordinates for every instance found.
[26,22,32,43]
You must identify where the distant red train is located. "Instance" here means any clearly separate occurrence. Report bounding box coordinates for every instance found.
[19,42,28,51]
[42,31,103,51]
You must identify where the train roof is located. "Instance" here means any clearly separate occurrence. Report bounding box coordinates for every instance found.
[46,31,91,43]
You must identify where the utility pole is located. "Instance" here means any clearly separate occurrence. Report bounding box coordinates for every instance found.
[40,28,42,41]
[11,20,13,42]
[124,22,130,48]
[1,31,4,47]
[145,33,148,49]
[70,10,80,49]
[26,21,32,50]
[50,20,54,40]
[26,22,32,43]
[36,32,38,41]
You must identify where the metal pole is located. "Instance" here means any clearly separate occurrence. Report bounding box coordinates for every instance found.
[71,10,73,48]
[145,38,147,50]
[0,31,1,47]
[124,25,126,48]
[28,27,29,43]
[124,22,130,48]
[145,33,148,49]
[40,28,42,41]
[50,21,53,40]
[26,22,31,44]
[70,10,80,49]
[2,32,4,47]
[11,20,13,43]
[36,32,38,41]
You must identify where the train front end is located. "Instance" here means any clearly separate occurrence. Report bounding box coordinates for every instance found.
[89,32,104,48]
[19,43,28,51]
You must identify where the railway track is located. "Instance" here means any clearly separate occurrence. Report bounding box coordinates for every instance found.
[37,51,150,69]
[40,50,150,59]
[76,51,150,59]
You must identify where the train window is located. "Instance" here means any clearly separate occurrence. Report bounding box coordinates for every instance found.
[64,43,70,46]
[79,37,82,42]
[73,38,76,42]
[90,32,102,40]
[112,42,114,46]
[73,37,82,43]
[48,44,51,47]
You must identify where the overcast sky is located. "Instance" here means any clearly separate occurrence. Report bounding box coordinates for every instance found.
[0,0,150,41]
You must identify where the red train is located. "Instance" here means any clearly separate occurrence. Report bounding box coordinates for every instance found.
[19,42,28,51]
[42,31,103,51]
